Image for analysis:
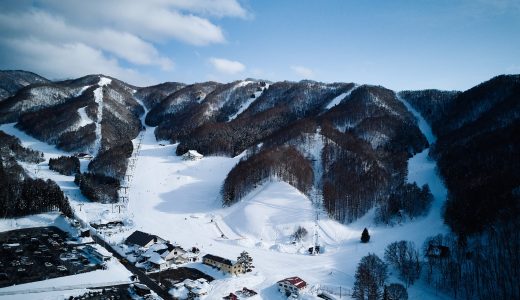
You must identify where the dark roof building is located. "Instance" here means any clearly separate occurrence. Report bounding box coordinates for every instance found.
[202,254,244,275]
[202,254,232,266]
[125,230,163,248]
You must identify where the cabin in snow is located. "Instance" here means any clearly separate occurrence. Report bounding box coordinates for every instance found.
[182,150,203,161]
[277,276,307,297]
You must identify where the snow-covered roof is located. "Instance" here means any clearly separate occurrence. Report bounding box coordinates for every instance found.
[148,252,166,265]
[278,276,307,289]
[203,254,233,266]
[183,150,203,157]
[92,244,112,257]
[149,243,168,251]
[125,230,157,247]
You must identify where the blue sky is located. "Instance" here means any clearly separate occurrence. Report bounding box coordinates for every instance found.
[0,0,519,90]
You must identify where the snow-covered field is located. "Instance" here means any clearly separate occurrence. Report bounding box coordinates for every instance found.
[0,93,452,299]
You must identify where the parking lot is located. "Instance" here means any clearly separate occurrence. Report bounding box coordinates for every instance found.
[0,226,103,287]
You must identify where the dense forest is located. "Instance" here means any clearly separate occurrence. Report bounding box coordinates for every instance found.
[214,84,429,223]
[0,131,72,218]
[222,146,313,205]
[74,172,120,203]
[88,141,133,179]
[49,155,80,176]
[402,75,520,236]
[398,75,520,300]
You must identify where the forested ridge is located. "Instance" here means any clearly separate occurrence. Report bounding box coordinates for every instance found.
[0,130,72,218]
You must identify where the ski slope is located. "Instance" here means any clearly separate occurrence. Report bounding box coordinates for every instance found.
[325,85,359,110]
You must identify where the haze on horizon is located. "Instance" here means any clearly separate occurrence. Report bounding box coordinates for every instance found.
[0,0,518,91]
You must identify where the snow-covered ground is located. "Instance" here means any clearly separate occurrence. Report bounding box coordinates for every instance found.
[0,90,452,299]
[0,212,76,237]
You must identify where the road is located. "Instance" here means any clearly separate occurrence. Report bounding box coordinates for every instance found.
[90,233,173,300]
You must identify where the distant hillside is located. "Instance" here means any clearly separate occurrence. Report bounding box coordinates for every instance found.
[0,70,49,101]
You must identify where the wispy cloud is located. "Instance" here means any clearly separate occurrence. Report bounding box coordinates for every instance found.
[0,0,247,85]
[2,38,154,85]
[209,58,246,74]
[291,65,314,78]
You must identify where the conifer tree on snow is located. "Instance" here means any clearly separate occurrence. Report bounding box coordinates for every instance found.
[236,251,254,273]
[361,227,370,243]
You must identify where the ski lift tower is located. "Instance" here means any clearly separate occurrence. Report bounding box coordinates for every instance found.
[310,212,320,255]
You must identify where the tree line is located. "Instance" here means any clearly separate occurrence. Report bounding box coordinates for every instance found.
[74,172,120,203]
[221,146,313,205]
[49,156,80,176]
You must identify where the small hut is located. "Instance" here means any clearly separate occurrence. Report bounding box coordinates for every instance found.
[182,150,203,161]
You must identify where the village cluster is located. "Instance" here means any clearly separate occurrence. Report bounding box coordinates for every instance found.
[120,230,200,271]
[118,229,309,299]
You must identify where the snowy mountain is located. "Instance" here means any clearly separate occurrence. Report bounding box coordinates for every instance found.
[0,70,49,101]
[0,70,518,299]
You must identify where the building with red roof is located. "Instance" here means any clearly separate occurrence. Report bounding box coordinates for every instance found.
[277,276,307,297]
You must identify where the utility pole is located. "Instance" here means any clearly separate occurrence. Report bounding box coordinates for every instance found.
[313,212,320,255]
[77,203,84,212]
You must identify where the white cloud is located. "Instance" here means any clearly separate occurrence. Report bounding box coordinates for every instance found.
[166,0,248,18]
[0,0,248,84]
[291,65,314,78]
[209,58,246,74]
[1,38,154,86]
[31,1,237,45]
[0,11,174,70]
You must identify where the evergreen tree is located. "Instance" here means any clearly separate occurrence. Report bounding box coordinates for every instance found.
[361,228,370,243]
[236,251,254,273]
